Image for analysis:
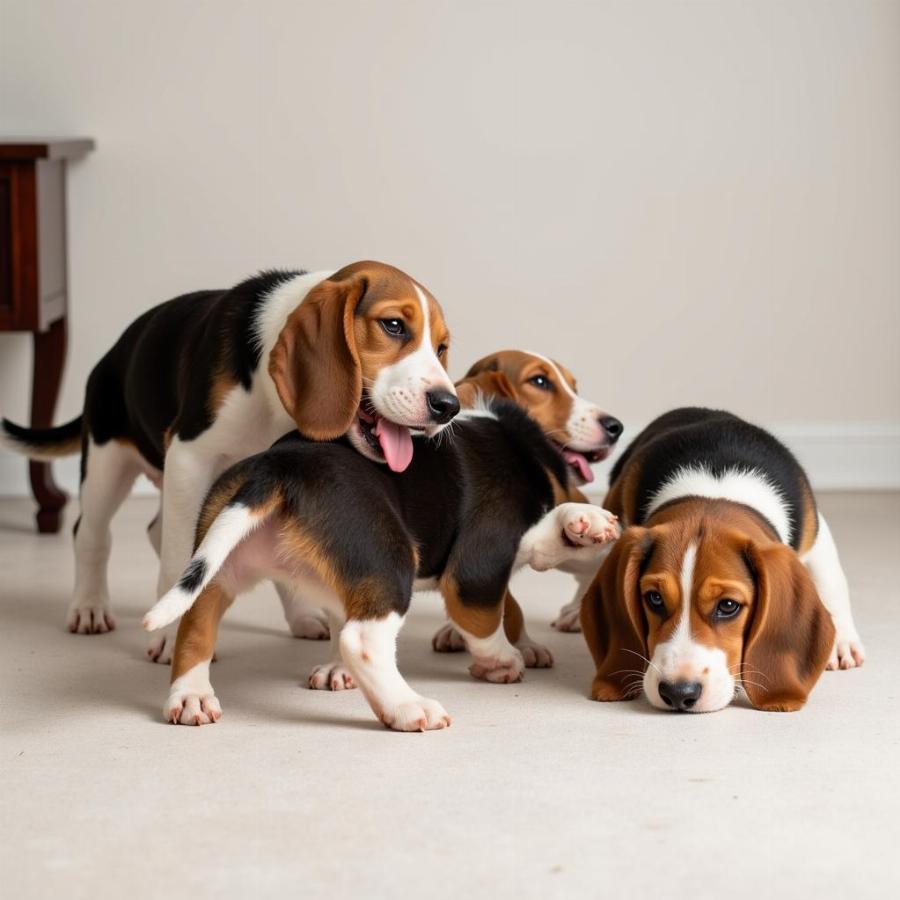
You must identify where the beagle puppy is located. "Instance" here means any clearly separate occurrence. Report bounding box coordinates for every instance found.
[279,348,625,646]
[143,400,618,731]
[1,262,458,663]
[432,349,624,663]
[581,407,865,713]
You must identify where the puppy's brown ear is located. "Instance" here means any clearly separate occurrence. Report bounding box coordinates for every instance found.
[455,370,518,408]
[269,273,366,440]
[743,542,835,712]
[463,353,500,378]
[581,526,650,701]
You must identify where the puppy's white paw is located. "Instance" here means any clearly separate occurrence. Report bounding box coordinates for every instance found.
[562,506,619,546]
[308,661,356,691]
[379,695,451,732]
[469,649,525,684]
[432,622,467,653]
[288,612,331,641]
[517,637,553,668]
[827,629,866,670]
[551,599,583,633]
[66,600,115,635]
[146,629,175,664]
[165,690,222,726]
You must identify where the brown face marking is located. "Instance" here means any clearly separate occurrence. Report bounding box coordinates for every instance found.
[269,260,451,441]
[338,262,451,387]
[462,350,576,443]
[636,501,772,675]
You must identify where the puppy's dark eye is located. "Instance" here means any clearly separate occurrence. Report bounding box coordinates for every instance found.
[715,598,741,619]
[528,374,552,391]
[644,591,665,614]
[437,343,448,359]
[380,319,406,337]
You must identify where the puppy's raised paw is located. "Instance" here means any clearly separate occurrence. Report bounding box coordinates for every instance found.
[562,506,619,546]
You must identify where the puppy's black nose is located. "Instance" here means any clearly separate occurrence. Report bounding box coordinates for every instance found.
[658,680,703,711]
[426,390,460,424]
[600,415,623,443]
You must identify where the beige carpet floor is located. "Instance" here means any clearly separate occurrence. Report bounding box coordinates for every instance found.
[1,493,898,899]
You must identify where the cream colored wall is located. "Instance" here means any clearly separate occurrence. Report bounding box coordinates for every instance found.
[1,1,898,488]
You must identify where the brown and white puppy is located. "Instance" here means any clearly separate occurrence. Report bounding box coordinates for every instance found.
[1,262,458,662]
[582,408,865,713]
[142,400,617,731]
[431,349,623,661]
[456,350,622,488]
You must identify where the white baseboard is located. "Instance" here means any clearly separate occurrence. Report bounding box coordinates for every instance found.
[0,422,898,499]
[580,422,900,496]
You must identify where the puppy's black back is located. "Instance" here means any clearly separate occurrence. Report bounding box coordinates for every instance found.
[613,407,813,549]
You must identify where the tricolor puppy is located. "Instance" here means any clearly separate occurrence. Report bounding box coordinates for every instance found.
[432,349,624,663]
[283,347,625,646]
[1,262,458,662]
[143,400,618,731]
[582,408,865,713]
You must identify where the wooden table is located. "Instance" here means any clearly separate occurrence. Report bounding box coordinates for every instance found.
[0,138,94,533]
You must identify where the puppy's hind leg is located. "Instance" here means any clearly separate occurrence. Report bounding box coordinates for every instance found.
[146,501,162,558]
[340,614,450,731]
[165,583,232,725]
[802,514,865,670]
[69,438,142,634]
[275,581,330,641]
[552,570,599,633]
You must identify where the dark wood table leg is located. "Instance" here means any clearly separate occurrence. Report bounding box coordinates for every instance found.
[29,317,69,533]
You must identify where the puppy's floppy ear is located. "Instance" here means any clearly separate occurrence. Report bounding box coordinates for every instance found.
[455,370,518,408]
[268,273,366,440]
[463,354,500,378]
[743,542,835,712]
[581,526,650,701]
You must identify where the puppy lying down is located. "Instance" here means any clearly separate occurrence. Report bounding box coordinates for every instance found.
[581,408,864,713]
[144,399,618,731]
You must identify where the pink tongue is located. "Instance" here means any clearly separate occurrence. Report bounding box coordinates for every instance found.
[374,418,414,472]
[563,450,594,484]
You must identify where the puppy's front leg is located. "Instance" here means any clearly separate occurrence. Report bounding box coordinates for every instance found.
[149,438,221,664]
[442,578,525,684]
[517,502,619,573]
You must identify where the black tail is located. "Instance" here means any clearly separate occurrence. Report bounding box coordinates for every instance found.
[1,416,83,460]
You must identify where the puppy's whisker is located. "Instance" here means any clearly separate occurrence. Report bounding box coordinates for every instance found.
[621,647,660,676]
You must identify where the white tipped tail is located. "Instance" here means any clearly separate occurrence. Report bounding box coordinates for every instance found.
[142,503,272,631]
